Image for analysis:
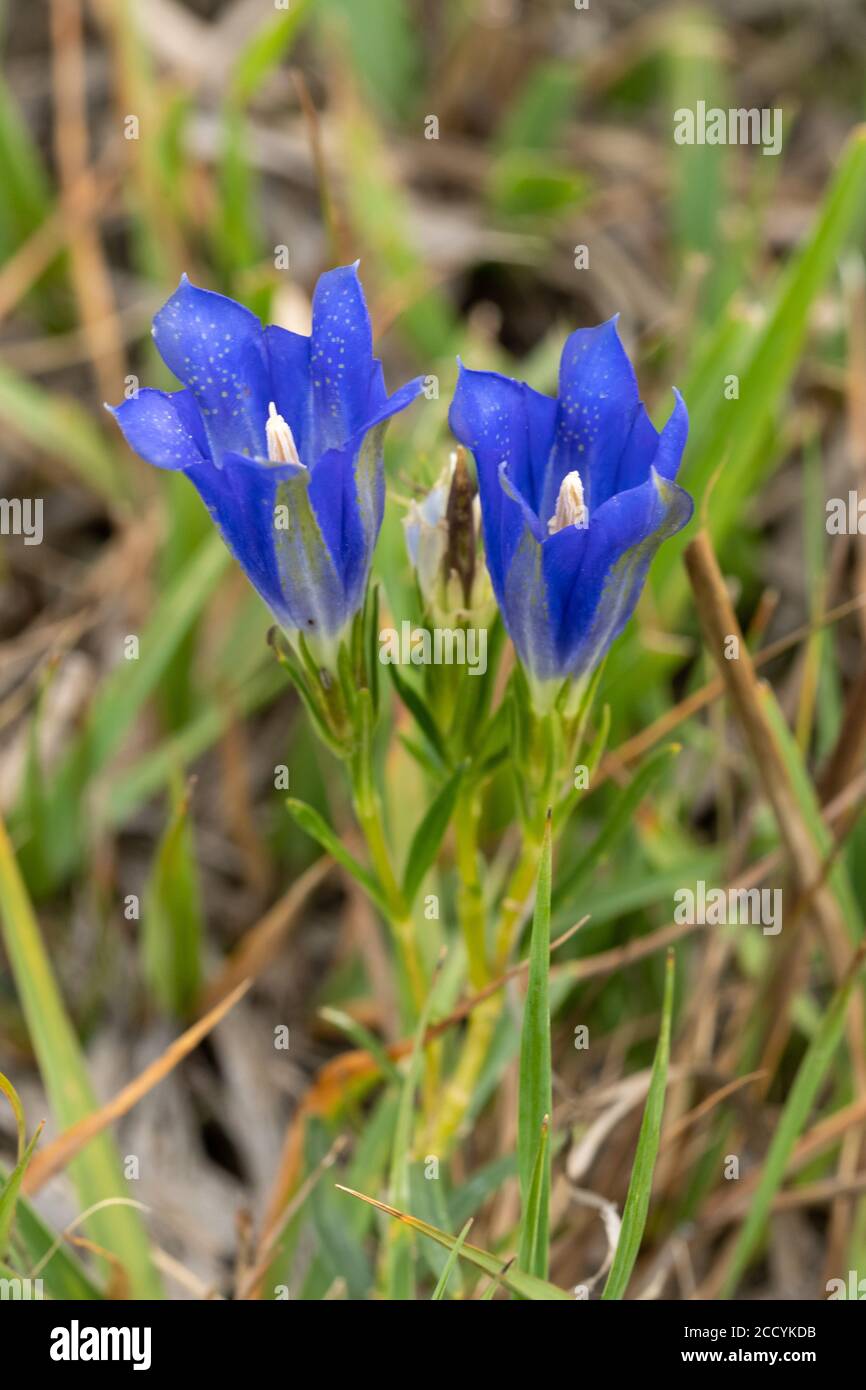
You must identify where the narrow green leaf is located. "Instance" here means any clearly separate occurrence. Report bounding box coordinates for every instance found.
[517,814,553,1279]
[0,73,50,254]
[318,1007,403,1087]
[480,1259,514,1299]
[104,663,284,829]
[602,950,675,1300]
[285,797,389,918]
[387,664,450,768]
[402,764,465,903]
[660,125,866,617]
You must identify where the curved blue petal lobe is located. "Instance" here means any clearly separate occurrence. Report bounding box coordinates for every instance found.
[152,276,270,461]
[612,389,687,496]
[110,388,208,471]
[308,376,425,602]
[649,389,689,482]
[449,363,556,604]
[263,324,313,461]
[547,317,641,519]
[555,470,694,676]
[181,452,296,628]
[310,263,375,453]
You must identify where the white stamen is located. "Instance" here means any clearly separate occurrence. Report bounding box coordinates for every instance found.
[548,470,588,534]
[266,401,302,466]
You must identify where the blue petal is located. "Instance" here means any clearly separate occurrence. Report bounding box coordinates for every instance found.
[549,468,694,677]
[501,528,558,679]
[152,276,270,461]
[186,451,348,637]
[545,317,642,521]
[308,376,425,605]
[449,362,557,605]
[309,263,376,454]
[649,388,689,482]
[614,388,689,496]
[109,388,208,470]
[263,325,313,461]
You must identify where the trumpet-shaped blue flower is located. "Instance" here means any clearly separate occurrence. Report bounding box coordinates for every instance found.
[110,265,423,662]
[449,318,693,708]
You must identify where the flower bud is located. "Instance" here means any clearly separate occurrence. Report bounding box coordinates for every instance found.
[404,450,494,624]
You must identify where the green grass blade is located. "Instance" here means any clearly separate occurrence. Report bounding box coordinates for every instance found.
[553,743,681,908]
[0,1170,103,1299]
[0,1071,26,1162]
[517,813,553,1279]
[104,663,284,829]
[0,1118,43,1259]
[430,1219,473,1300]
[659,124,866,617]
[0,366,128,508]
[230,0,313,105]
[385,961,442,1299]
[518,1115,550,1285]
[337,1185,573,1300]
[142,777,203,1016]
[602,948,675,1300]
[0,817,162,1298]
[87,533,230,772]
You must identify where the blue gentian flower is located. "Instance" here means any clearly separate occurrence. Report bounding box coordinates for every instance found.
[110,264,424,664]
[449,318,693,710]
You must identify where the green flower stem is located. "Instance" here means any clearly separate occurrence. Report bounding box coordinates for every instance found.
[494,837,545,970]
[454,783,488,989]
[431,832,546,1153]
[432,716,574,1153]
[430,990,501,1151]
[349,759,428,1015]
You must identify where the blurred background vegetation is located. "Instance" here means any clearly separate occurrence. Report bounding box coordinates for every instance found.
[2,0,866,1300]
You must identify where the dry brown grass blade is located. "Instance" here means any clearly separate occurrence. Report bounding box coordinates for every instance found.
[68,1235,131,1301]
[291,68,354,266]
[23,980,251,1195]
[596,590,866,788]
[661,1070,767,1147]
[0,163,119,326]
[684,530,861,979]
[685,527,843,896]
[819,663,866,804]
[237,1134,347,1301]
[49,0,126,402]
[684,528,866,1273]
[196,858,332,1014]
[844,256,866,644]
